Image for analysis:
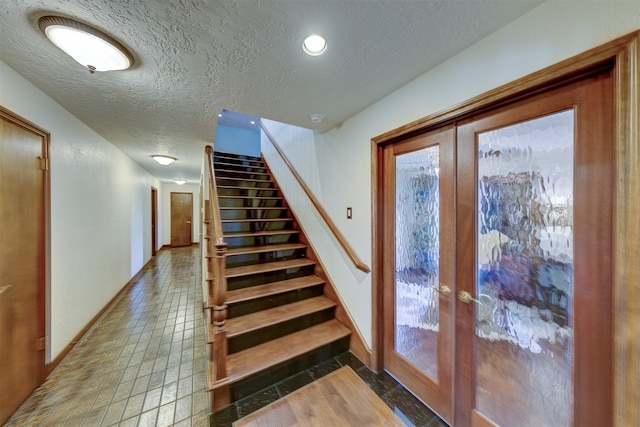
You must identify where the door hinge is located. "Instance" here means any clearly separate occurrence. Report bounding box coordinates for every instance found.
[37,336,47,351]
[37,156,49,171]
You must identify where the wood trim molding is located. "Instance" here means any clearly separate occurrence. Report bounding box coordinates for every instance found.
[371,31,639,427]
[260,122,371,273]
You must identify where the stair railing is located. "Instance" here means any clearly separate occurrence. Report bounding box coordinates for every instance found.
[204,145,228,381]
[260,123,371,273]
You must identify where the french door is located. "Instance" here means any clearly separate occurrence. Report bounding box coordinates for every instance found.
[381,68,613,426]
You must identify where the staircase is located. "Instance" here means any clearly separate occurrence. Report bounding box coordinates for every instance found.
[206,151,351,410]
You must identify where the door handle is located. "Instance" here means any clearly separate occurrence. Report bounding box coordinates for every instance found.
[0,285,12,295]
[186,221,191,224]
[430,284,451,296]
[458,290,482,305]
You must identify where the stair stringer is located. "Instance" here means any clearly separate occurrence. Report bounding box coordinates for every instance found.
[261,157,372,367]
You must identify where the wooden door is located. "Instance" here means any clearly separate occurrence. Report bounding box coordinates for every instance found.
[382,127,455,424]
[171,192,192,247]
[151,187,157,256]
[455,70,613,426]
[0,108,47,424]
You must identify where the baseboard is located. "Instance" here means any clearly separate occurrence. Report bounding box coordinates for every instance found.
[45,257,154,377]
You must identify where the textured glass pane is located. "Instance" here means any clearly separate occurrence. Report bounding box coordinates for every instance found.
[395,146,440,380]
[475,110,574,427]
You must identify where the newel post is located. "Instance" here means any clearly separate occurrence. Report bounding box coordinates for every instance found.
[212,237,228,381]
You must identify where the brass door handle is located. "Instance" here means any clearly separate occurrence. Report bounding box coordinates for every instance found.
[186,221,191,224]
[458,290,482,305]
[0,285,12,295]
[430,285,451,296]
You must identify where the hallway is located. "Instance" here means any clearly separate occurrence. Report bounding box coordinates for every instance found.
[5,246,209,427]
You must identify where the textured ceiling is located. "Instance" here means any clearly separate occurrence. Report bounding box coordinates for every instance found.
[0,0,542,183]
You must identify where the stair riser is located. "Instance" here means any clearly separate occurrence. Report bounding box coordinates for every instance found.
[228,308,335,354]
[228,338,350,402]
[227,266,316,290]
[219,199,283,208]
[215,170,271,180]
[221,220,293,233]
[217,187,279,198]
[213,153,262,164]
[227,286,324,318]
[225,250,306,269]
[216,178,274,188]
[224,234,299,249]
[220,209,288,221]
[214,164,267,174]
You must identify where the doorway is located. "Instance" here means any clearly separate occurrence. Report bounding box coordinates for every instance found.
[0,107,48,424]
[151,187,158,256]
[171,192,193,247]
[376,63,615,425]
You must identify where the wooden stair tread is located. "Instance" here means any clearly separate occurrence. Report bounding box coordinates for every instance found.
[221,217,293,223]
[225,258,316,278]
[215,168,270,176]
[226,275,324,304]
[216,176,272,183]
[224,230,300,238]
[220,206,284,211]
[209,320,350,389]
[219,195,282,200]
[225,296,335,338]
[227,243,306,256]
[214,161,266,170]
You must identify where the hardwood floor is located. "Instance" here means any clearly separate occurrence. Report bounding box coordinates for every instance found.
[235,367,405,426]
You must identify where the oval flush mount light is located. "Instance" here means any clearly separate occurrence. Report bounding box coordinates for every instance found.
[38,16,134,73]
[302,35,327,56]
[174,179,187,185]
[152,155,176,165]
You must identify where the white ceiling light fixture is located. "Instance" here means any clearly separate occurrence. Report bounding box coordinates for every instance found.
[174,179,186,185]
[152,155,176,165]
[302,35,327,56]
[38,15,134,74]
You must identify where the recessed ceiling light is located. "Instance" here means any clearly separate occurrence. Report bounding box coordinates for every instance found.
[152,155,176,165]
[303,35,327,56]
[38,16,134,73]
[310,114,324,123]
[250,120,256,125]
[174,179,186,185]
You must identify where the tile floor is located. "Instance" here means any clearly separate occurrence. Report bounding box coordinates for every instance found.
[5,245,448,427]
[6,246,209,427]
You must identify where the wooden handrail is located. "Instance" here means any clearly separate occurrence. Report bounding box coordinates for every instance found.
[259,123,371,273]
[204,145,228,381]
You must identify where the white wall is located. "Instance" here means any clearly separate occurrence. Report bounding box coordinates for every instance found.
[0,60,160,360]
[262,0,640,348]
[214,125,261,157]
[161,182,201,246]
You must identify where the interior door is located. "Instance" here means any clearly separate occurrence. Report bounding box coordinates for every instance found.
[0,109,47,424]
[455,70,613,426]
[382,127,455,423]
[171,192,193,247]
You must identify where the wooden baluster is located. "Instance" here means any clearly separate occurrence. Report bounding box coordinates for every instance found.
[212,238,228,381]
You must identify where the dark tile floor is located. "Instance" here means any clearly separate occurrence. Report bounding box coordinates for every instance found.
[211,351,449,427]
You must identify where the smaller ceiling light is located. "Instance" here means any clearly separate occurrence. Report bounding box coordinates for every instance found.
[310,114,324,123]
[303,35,327,56]
[174,179,187,185]
[152,155,176,165]
[38,16,134,73]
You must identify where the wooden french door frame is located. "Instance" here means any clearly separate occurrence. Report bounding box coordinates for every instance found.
[372,31,639,427]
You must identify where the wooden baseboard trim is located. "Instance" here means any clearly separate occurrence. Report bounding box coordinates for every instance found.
[45,258,154,377]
